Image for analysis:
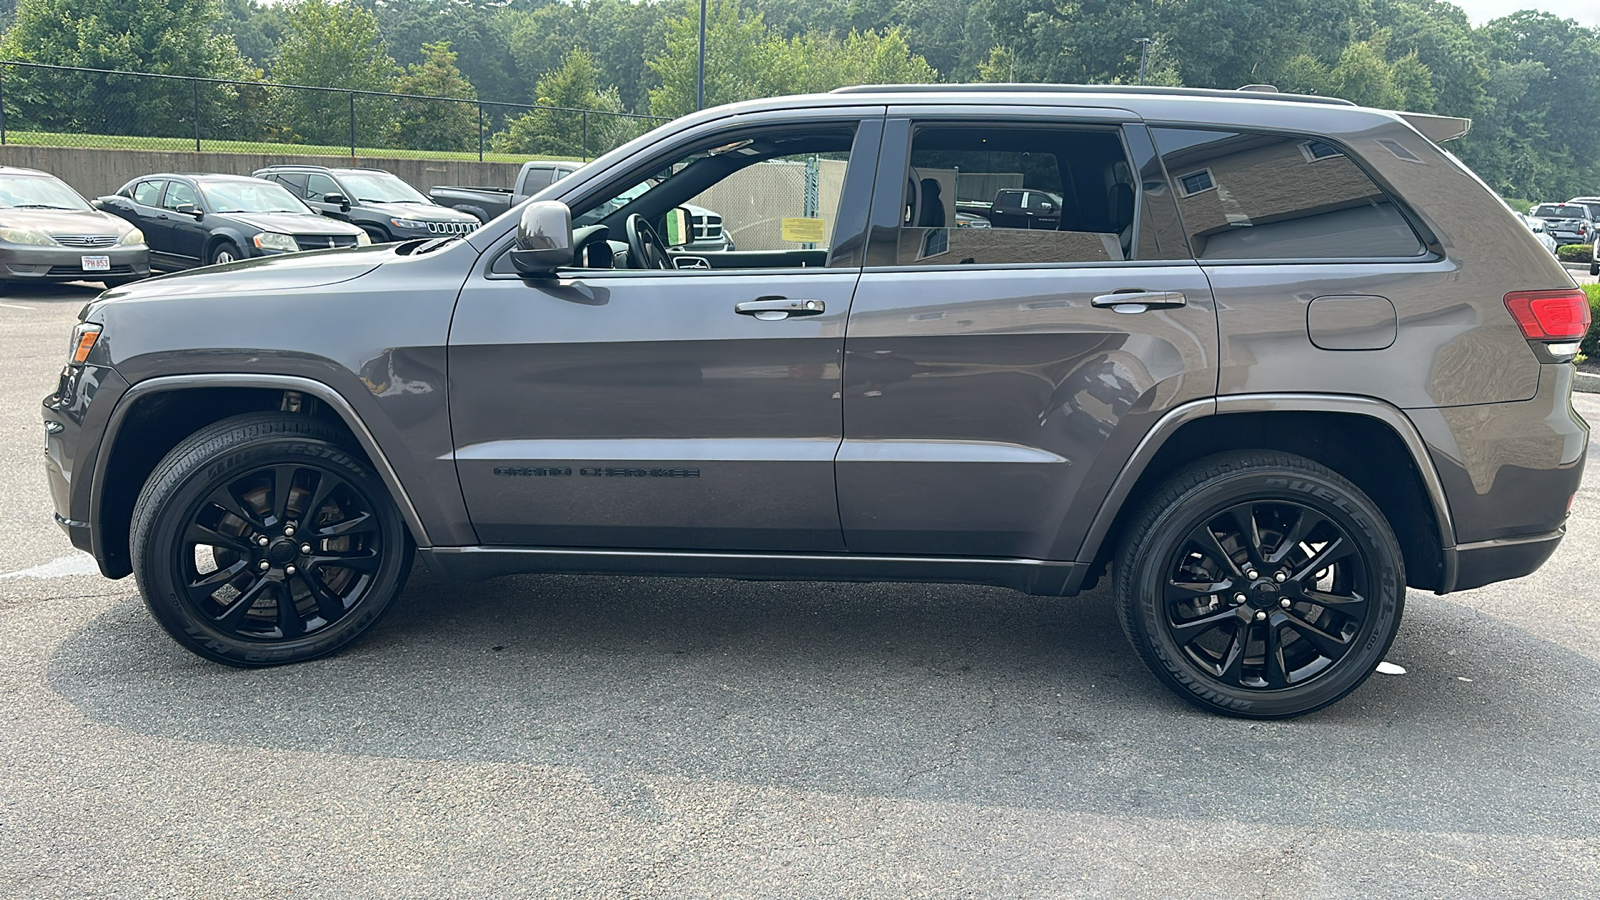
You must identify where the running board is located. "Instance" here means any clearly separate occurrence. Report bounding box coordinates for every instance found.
[418,546,1080,596]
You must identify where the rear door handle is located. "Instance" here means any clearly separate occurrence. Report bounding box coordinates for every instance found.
[735,297,826,320]
[1091,290,1187,314]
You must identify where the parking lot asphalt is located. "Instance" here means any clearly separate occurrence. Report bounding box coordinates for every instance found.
[4,282,1600,897]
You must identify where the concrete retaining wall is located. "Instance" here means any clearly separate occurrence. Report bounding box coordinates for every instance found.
[0,145,524,200]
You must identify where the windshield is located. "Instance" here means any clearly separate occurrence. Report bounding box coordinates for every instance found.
[336,171,427,204]
[200,181,311,214]
[0,173,92,211]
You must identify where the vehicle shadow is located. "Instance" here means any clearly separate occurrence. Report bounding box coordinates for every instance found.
[47,569,1600,837]
[2,282,114,304]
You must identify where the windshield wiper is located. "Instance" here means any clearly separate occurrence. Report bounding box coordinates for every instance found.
[14,204,74,209]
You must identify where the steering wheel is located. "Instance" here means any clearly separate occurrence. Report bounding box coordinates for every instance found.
[624,213,671,270]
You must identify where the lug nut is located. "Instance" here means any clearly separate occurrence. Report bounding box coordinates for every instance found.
[1245,569,1258,580]
[1275,572,1288,583]
[1280,598,1292,609]
[300,544,312,555]
[1255,611,1267,621]
[285,565,297,576]
[257,536,269,547]
[258,560,270,571]
[1233,593,1247,604]
[284,525,296,537]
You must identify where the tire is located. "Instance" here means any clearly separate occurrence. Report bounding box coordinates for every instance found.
[209,241,241,266]
[1589,261,1597,276]
[130,412,412,667]
[1115,451,1404,719]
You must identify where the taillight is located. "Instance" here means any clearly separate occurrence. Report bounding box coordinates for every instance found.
[1504,289,1590,341]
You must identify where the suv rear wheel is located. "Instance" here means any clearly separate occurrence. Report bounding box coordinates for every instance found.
[130,412,412,667]
[1116,451,1404,718]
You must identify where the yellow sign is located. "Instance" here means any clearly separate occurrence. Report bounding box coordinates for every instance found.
[781,217,826,243]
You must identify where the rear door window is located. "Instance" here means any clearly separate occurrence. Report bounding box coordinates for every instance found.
[877,124,1140,266]
[1152,128,1425,260]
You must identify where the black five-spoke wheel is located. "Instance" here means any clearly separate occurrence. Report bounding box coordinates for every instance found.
[131,413,411,666]
[1117,451,1404,718]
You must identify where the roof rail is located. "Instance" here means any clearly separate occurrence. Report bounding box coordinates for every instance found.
[830,83,1357,107]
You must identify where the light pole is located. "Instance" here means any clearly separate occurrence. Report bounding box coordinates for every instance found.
[697,0,707,110]
[1135,38,1152,86]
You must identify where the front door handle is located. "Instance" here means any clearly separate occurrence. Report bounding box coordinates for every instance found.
[1091,290,1187,314]
[734,297,826,320]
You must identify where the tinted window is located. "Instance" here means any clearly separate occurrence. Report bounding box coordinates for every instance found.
[521,167,554,193]
[274,172,310,196]
[133,180,163,206]
[1153,128,1424,260]
[1535,204,1589,219]
[305,173,340,201]
[882,124,1137,266]
[162,181,199,211]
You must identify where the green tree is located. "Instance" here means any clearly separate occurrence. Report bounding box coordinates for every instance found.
[270,0,396,146]
[647,0,939,118]
[391,41,477,152]
[370,0,520,104]
[0,0,252,136]
[492,48,637,158]
[647,0,777,117]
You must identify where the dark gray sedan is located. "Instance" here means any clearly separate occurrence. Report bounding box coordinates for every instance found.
[0,166,149,293]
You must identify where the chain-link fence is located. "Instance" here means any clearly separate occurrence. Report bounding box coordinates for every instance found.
[0,61,668,161]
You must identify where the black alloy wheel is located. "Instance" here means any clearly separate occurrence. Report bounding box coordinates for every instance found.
[1117,451,1404,718]
[131,413,411,666]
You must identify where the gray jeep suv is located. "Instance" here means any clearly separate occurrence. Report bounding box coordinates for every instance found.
[42,85,1588,718]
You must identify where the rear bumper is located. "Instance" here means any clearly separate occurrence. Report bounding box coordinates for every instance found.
[1448,529,1565,592]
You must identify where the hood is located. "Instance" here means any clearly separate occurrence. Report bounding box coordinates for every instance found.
[227,211,367,235]
[93,243,391,308]
[365,201,478,223]
[0,207,136,237]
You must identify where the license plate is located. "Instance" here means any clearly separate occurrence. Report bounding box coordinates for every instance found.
[81,255,110,272]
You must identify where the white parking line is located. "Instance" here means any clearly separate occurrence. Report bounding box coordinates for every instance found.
[0,553,99,579]
[0,301,34,310]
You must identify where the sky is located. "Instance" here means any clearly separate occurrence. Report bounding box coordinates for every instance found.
[1454,0,1600,27]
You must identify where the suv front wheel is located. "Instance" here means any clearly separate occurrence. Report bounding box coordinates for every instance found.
[130,412,412,666]
[1116,451,1404,718]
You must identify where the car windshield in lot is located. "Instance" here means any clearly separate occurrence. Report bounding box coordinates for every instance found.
[0,173,92,211]
[336,172,427,204]
[199,180,311,214]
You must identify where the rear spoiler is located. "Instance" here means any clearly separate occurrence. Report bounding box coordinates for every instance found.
[1397,111,1471,143]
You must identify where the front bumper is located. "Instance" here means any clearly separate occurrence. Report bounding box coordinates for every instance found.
[0,244,150,282]
[42,362,130,570]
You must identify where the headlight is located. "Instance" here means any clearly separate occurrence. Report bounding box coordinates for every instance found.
[68,322,101,366]
[117,228,145,246]
[390,218,426,229]
[356,231,372,246]
[253,232,299,252]
[0,225,54,246]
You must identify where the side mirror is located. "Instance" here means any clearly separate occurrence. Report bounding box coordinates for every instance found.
[174,202,200,217]
[323,193,350,211]
[510,201,572,276]
[662,207,694,247]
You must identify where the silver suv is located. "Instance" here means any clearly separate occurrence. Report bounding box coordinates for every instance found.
[43,85,1588,718]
